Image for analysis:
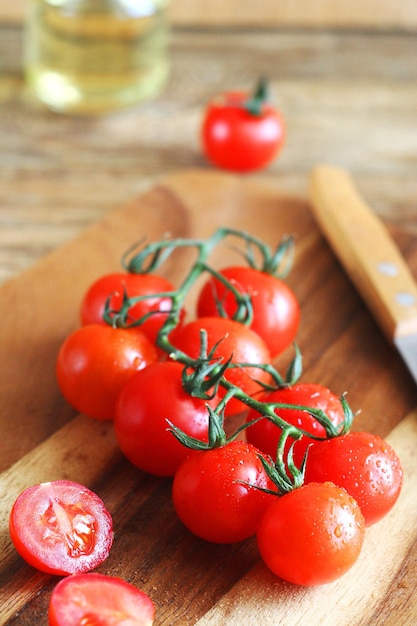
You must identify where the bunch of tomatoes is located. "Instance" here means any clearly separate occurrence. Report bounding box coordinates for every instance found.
[9,227,403,624]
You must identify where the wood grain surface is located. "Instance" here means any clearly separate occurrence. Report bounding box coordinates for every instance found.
[2,0,417,29]
[1,170,417,625]
[1,22,416,289]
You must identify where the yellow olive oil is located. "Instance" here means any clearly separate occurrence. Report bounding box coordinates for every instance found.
[24,0,170,115]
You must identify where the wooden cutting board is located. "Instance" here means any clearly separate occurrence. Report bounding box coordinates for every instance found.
[1,169,417,625]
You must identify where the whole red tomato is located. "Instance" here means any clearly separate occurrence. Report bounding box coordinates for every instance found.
[197,265,300,357]
[245,383,346,467]
[9,481,113,576]
[49,573,155,626]
[303,431,403,526]
[80,271,180,346]
[172,440,276,543]
[114,361,219,477]
[172,316,272,416]
[201,79,285,173]
[257,482,365,586]
[56,324,157,420]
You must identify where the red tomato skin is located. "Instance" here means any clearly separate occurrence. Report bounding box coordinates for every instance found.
[56,324,157,420]
[172,317,272,416]
[9,481,113,576]
[48,573,155,626]
[257,482,365,586]
[114,361,219,477]
[202,91,285,172]
[246,383,345,466]
[172,441,276,543]
[197,266,300,357]
[80,272,180,346]
[303,431,403,526]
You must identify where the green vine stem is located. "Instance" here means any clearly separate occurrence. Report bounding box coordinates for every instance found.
[197,265,254,325]
[123,227,294,277]
[104,228,355,486]
[109,227,293,335]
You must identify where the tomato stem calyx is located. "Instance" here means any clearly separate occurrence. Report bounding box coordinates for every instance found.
[168,402,229,451]
[181,330,234,400]
[244,77,271,117]
[237,428,307,496]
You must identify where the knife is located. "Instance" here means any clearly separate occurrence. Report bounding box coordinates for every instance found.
[309,164,417,384]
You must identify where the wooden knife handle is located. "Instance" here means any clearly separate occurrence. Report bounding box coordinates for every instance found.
[309,165,417,341]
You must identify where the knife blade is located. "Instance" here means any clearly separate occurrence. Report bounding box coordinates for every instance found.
[309,164,417,384]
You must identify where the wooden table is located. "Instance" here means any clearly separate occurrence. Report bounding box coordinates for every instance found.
[0,7,416,281]
[1,5,417,625]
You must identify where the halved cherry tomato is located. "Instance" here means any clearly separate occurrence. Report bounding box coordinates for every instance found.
[56,324,157,420]
[48,573,155,626]
[114,361,219,477]
[172,440,276,543]
[172,317,272,416]
[257,481,365,586]
[9,480,113,576]
[201,80,285,173]
[80,271,182,346]
[196,265,300,357]
[245,383,345,466]
[303,431,403,526]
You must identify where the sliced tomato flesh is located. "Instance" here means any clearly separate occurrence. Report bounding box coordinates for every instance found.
[48,573,155,626]
[9,480,113,575]
[41,497,97,558]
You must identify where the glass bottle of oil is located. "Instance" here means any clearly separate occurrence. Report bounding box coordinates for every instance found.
[24,0,171,115]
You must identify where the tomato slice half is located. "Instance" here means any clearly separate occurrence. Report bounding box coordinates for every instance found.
[9,480,113,575]
[48,573,155,626]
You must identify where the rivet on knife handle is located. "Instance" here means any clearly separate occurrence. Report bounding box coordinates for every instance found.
[308,165,417,343]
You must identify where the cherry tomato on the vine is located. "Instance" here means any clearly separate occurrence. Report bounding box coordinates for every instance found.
[201,79,285,173]
[172,316,272,417]
[114,361,219,477]
[9,481,113,576]
[48,573,155,626]
[80,271,182,346]
[172,440,276,543]
[257,481,365,586]
[56,324,157,420]
[245,383,346,467]
[197,265,300,357]
[303,431,403,526]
